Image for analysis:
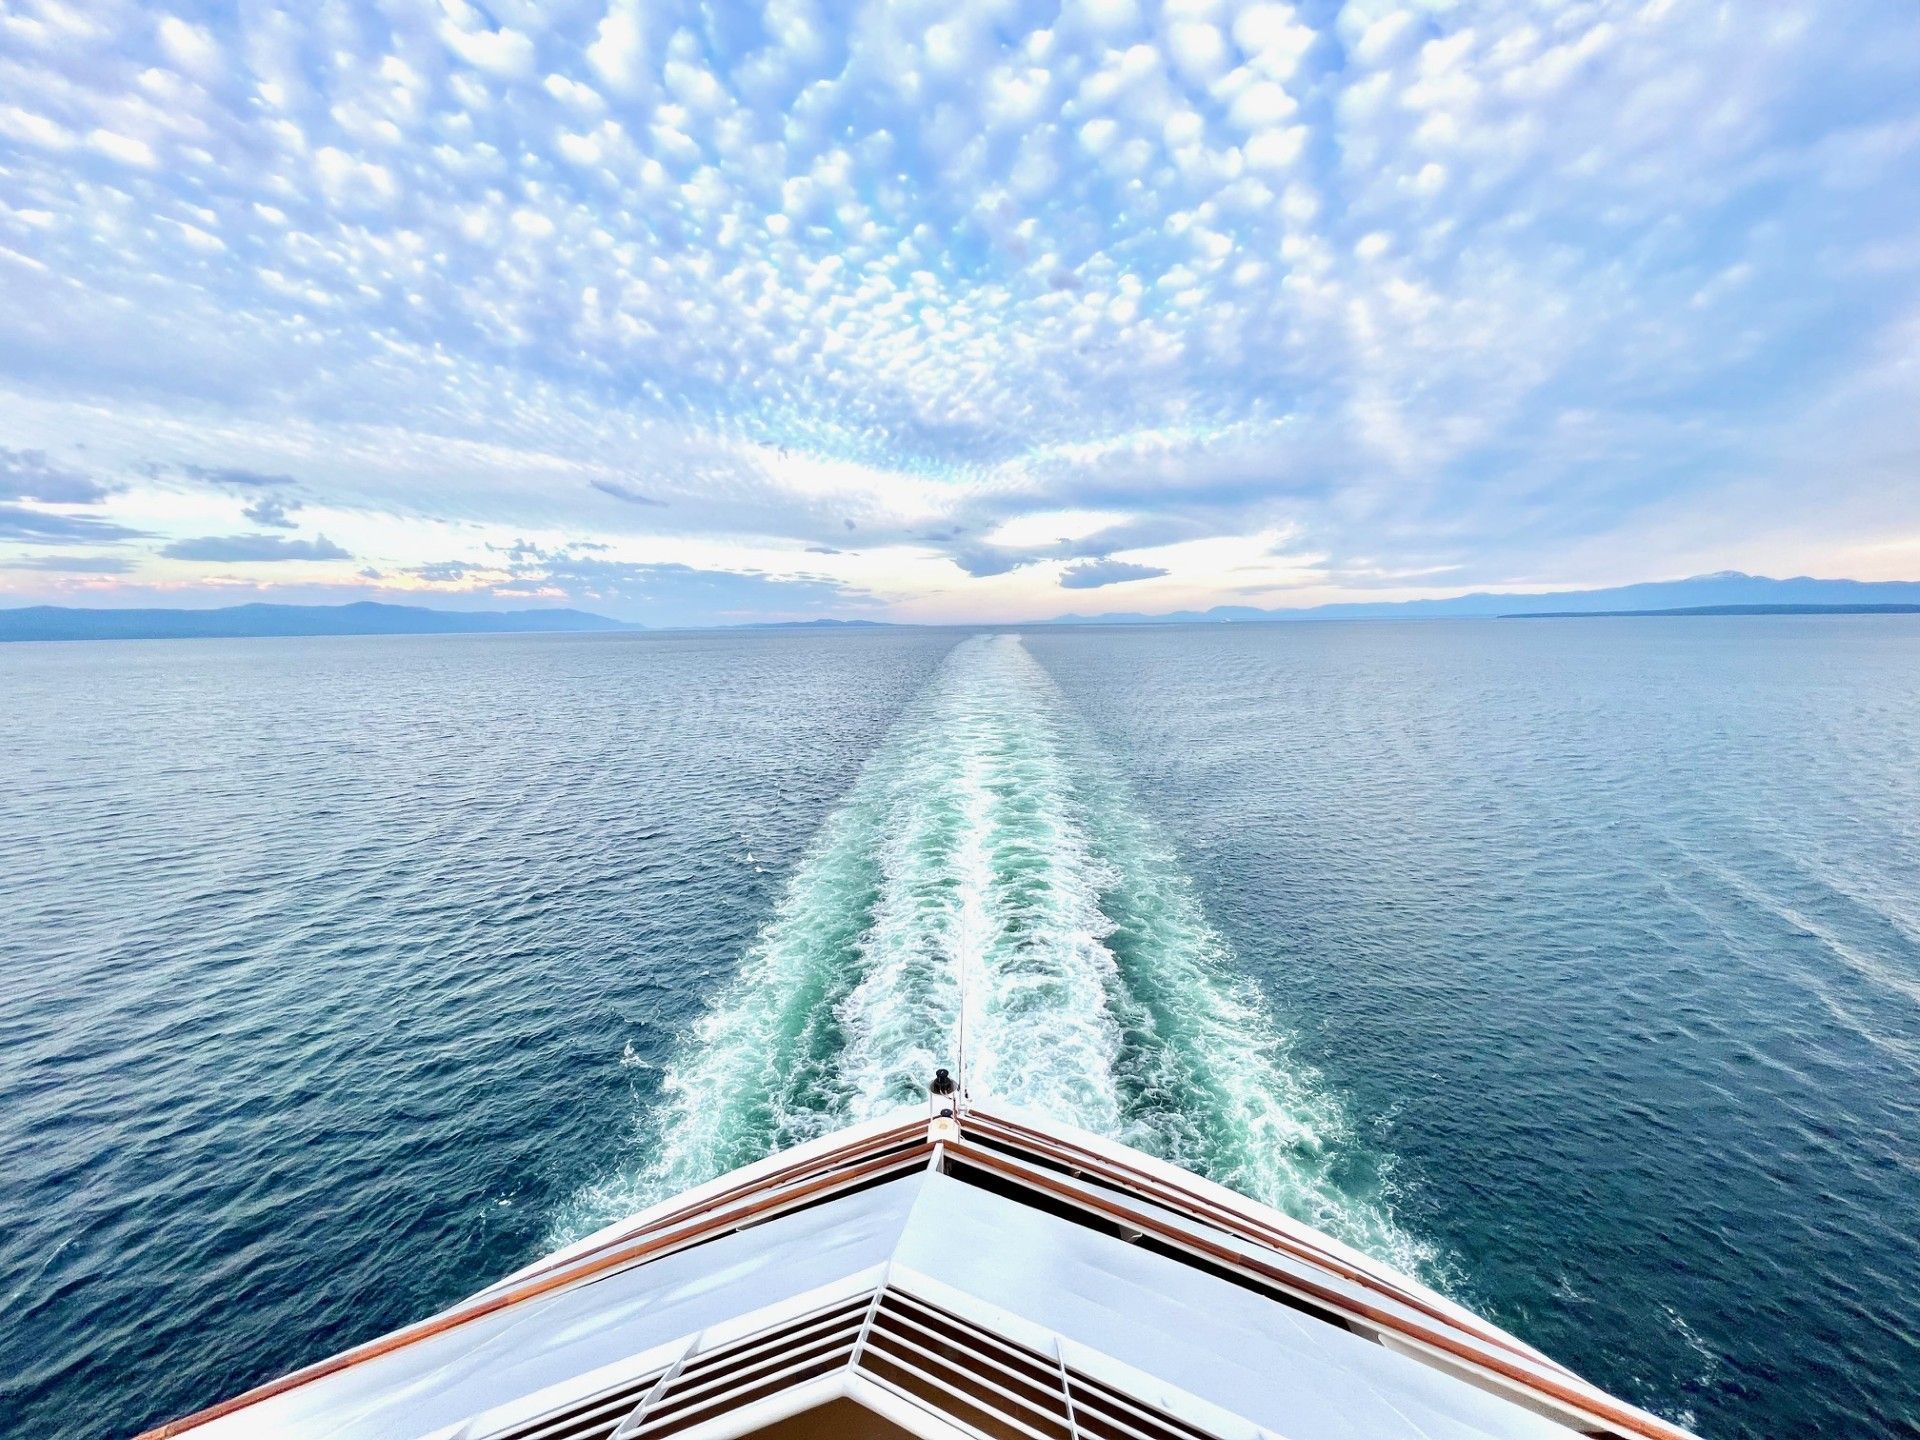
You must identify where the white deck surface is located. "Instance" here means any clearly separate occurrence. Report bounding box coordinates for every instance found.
[192,1166,1577,1440]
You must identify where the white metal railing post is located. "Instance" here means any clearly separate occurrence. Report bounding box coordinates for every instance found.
[850,1284,887,1370]
[611,1333,701,1439]
[1052,1337,1083,1440]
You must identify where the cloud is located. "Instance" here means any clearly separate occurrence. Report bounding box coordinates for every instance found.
[542,556,860,620]
[371,541,874,626]
[586,0,648,94]
[4,553,135,574]
[0,0,1916,620]
[87,129,157,169]
[0,448,110,503]
[0,504,150,545]
[1058,557,1170,588]
[947,545,1025,579]
[0,106,75,152]
[156,16,220,80]
[406,559,481,581]
[242,495,299,528]
[590,478,667,507]
[312,147,397,209]
[439,2,536,79]
[177,465,297,489]
[161,534,352,562]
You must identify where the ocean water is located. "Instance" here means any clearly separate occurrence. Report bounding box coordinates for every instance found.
[2,621,1916,1439]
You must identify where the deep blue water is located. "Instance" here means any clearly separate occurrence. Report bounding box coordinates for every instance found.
[1,621,1915,1439]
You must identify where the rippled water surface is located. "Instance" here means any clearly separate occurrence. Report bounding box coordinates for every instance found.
[3,620,1916,1439]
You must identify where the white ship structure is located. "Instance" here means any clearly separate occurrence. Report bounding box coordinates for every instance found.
[139,1075,1696,1440]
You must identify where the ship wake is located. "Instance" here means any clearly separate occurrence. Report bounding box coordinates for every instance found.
[552,634,1435,1278]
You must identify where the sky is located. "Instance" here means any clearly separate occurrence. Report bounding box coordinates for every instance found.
[1,0,1918,627]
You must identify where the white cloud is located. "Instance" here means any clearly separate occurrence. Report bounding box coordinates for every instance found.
[556,130,603,167]
[544,74,605,111]
[1228,80,1297,130]
[1244,124,1307,172]
[156,15,220,80]
[0,107,74,151]
[510,208,555,239]
[1079,117,1120,155]
[1350,10,1416,68]
[314,146,397,207]
[586,0,647,94]
[1168,21,1229,82]
[172,219,225,252]
[439,2,536,79]
[1075,0,1141,39]
[1234,4,1316,80]
[87,129,158,168]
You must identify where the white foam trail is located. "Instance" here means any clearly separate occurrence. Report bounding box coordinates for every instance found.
[551,634,1435,1279]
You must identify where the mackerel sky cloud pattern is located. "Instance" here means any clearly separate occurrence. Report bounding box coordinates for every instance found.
[1,0,1917,624]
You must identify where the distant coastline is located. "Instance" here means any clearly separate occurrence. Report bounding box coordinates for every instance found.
[0,600,632,643]
[8,573,1920,641]
[1044,572,1920,626]
[1504,603,1920,619]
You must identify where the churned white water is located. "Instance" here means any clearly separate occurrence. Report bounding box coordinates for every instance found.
[554,634,1433,1277]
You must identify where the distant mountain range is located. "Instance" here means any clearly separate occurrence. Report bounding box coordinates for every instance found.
[1507,602,1920,618]
[0,600,632,642]
[6,573,1918,641]
[1045,572,1920,624]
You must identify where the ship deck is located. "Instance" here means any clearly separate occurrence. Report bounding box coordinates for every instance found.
[138,1102,1696,1440]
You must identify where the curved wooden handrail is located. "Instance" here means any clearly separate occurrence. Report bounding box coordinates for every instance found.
[947,1137,1692,1440]
[493,1117,929,1291]
[962,1108,1567,1376]
[136,1137,934,1439]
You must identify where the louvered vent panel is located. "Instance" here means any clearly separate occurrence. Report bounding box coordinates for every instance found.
[862,1289,1074,1440]
[1065,1368,1218,1440]
[484,1363,670,1440]
[483,1285,1224,1440]
[626,1293,873,1438]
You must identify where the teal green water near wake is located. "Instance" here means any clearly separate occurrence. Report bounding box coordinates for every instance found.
[552,634,1434,1277]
